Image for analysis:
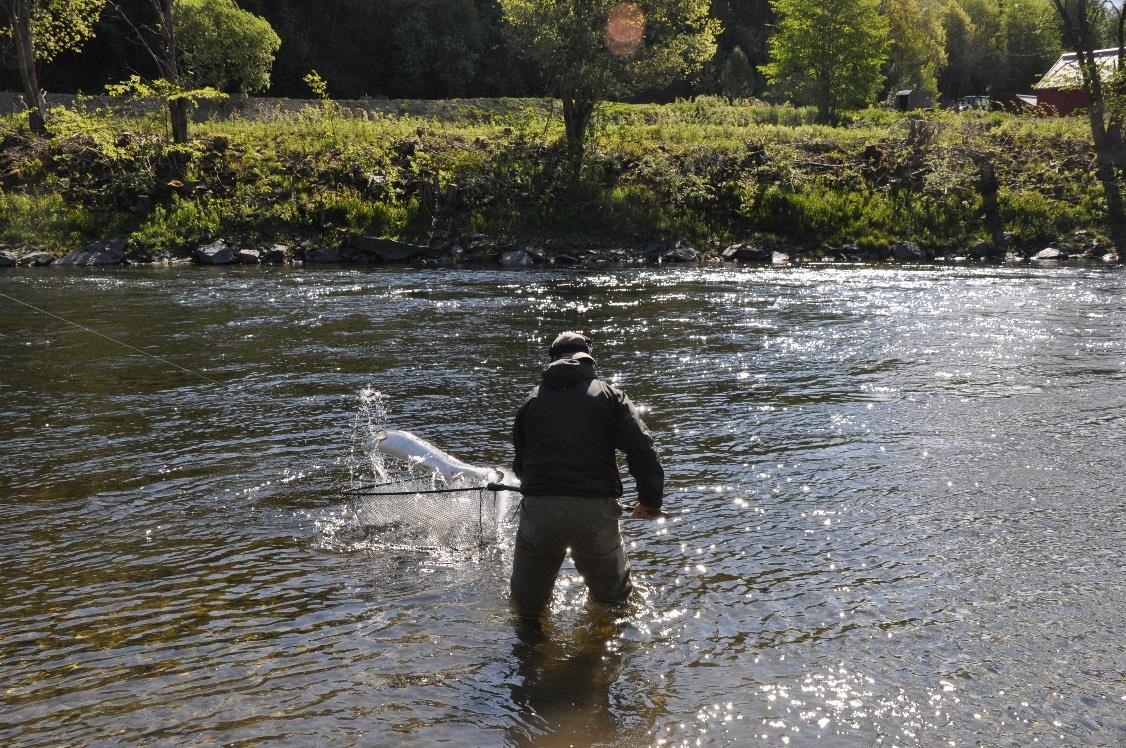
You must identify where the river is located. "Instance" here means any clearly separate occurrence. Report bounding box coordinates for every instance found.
[1,264,1123,746]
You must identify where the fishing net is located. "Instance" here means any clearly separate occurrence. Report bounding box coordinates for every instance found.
[347,477,504,550]
[343,388,510,550]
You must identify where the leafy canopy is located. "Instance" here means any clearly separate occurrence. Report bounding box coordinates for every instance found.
[499,0,719,101]
[176,0,281,94]
[763,0,888,121]
[1,0,107,62]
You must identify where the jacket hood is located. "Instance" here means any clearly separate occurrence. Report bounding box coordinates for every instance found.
[542,356,597,389]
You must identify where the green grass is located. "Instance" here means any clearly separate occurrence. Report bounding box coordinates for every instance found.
[0,98,1106,254]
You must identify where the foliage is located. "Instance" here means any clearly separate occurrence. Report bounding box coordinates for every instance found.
[881,0,945,99]
[719,46,757,99]
[763,0,888,122]
[500,0,720,152]
[176,0,281,94]
[0,100,1110,255]
[0,190,94,249]
[995,0,1061,95]
[104,75,227,138]
[1,0,106,62]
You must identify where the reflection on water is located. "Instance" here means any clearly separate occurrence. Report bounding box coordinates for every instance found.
[1,264,1124,746]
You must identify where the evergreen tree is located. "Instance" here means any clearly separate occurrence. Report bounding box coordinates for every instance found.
[720,44,756,97]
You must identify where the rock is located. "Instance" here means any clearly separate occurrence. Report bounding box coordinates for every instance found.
[18,251,54,266]
[1101,251,1120,263]
[55,239,126,266]
[237,248,261,264]
[772,251,791,264]
[669,247,698,263]
[1033,247,1067,261]
[890,241,928,262]
[554,254,579,265]
[194,240,235,265]
[305,246,346,263]
[0,250,17,267]
[500,248,541,266]
[1005,252,1027,263]
[347,235,424,262]
[263,244,289,264]
[721,243,771,262]
[970,241,1004,260]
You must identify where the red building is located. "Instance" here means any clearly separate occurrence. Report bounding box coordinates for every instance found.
[1034,48,1120,116]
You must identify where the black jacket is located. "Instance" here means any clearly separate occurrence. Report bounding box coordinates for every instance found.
[512,357,664,508]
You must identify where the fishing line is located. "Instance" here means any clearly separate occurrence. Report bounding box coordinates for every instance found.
[0,290,227,387]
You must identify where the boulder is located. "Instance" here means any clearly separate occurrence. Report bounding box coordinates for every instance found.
[263,244,290,264]
[305,246,346,263]
[0,250,17,267]
[237,248,261,264]
[669,247,698,263]
[772,251,791,265]
[18,251,55,266]
[500,248,542,266]
[890,241,928,262]
[348,235,424,262]
[554,254,580,265]
[1032,247,1067,261]
[721,243,771,262]
[194,240,235,265]
[1101,251,1120,263]
[970,241,1004,260]
[55,239,126,266]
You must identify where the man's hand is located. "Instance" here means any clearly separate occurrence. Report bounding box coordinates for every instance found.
[630,503,662,520]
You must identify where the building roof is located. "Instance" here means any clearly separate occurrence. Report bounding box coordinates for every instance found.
[1034,48,1121,90]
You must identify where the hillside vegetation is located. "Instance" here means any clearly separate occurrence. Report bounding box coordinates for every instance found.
[0,98,1105,259]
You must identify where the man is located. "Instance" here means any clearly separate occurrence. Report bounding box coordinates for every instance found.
[510,331,664,616]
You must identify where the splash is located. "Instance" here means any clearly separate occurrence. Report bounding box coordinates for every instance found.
[324,388,517,554]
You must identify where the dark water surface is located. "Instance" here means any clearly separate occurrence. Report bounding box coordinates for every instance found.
[1,265,1124,746]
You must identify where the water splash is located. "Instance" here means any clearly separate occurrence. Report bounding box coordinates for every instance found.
[324,388,514,554]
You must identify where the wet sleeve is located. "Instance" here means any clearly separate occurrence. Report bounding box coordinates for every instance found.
[613,392,665,509]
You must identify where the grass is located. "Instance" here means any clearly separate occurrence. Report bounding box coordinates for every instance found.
[0,97,1106,255]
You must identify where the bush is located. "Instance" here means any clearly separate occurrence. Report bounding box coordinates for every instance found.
[0,192,94,249]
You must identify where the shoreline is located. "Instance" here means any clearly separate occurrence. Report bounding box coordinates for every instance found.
[1,233,1119,270]
[2,100,1124,267]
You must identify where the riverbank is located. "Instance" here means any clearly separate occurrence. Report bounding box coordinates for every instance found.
[1,97,1122,265]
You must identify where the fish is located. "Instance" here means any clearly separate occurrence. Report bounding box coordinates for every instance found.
[373,429,515,487]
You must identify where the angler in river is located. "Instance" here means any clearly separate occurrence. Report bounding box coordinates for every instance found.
[510,331,665,626]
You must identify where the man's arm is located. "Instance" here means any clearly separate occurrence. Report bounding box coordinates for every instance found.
[512,401,526,479]
[613,393,664,510]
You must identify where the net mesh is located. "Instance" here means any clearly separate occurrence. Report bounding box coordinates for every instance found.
[344,388,506,550]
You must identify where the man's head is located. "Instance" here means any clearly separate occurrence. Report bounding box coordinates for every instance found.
[548,331,594,361]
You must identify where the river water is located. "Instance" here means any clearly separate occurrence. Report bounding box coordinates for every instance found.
[1,265,1123,746]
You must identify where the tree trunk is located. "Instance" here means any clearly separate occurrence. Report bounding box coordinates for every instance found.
[11,0,46,134]
[169,96,189,145]
[1052,0,1126,259]
[561,96,594,170]
[149,0,189,145]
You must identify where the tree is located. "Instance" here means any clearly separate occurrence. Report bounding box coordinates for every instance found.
[500,0,719,165]
[1,0,105,132]
[939,0,1002,99]
[720,44,757,97]
[1050,0,1126,254]
[994,0,1061,95]
[881,0,945,100]
[762,0,888,122]
[176,0,280,93]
